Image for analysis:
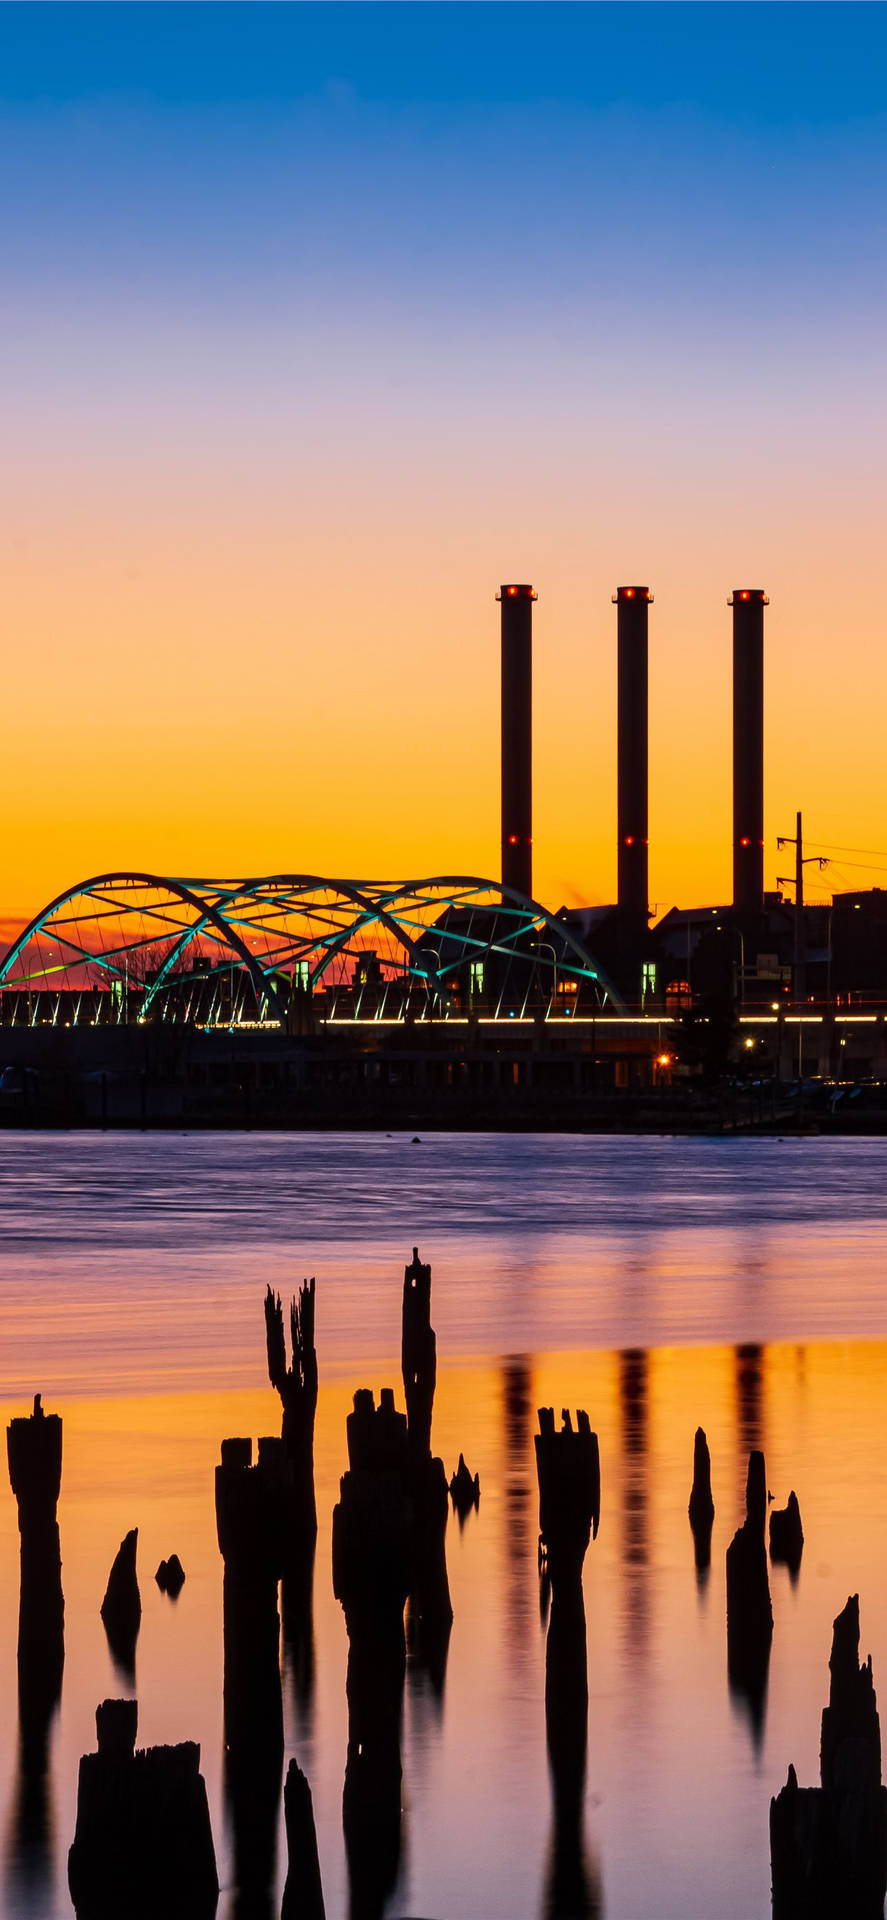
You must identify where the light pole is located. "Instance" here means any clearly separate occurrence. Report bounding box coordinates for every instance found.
[421,945,442,1020]
[533,940,558,1016]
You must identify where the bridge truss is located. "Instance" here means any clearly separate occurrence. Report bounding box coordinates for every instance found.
[0,872,623,1026]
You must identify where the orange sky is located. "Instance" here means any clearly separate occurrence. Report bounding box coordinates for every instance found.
[4,493,885,931]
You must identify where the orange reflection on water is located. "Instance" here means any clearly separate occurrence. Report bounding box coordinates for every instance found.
[4,1340,887,1917]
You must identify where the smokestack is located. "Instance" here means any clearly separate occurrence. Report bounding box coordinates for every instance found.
[731,589,768,915]
[499,584,535,898]
[615,586,651,919]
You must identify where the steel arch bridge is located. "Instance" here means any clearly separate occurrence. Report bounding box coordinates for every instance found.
[0,872,624,1027]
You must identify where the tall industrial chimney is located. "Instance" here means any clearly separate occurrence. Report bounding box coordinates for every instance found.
[731,589,768,915]
[615,586,651,919]
[499,583,535,898]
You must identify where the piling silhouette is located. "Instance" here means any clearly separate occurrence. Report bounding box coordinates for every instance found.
[265,1278,318,1544]
[281,1758,326,1920]
[726,1449,773,1742]
[100,1528,141,1677]
[535,1407,602,1920]
[67,1697,218,1918]
[688,1426,715,1572]
[155,1552,186,1596]
[770,1594,887,1916]
[6,1394,65,1909]
[333,1387,411,1920]
[401,1248,452,1689]
[769,1491,804,1575]
[265,1280,318,1720]
[215,1435,285,1910]
[448,1452,480,1522]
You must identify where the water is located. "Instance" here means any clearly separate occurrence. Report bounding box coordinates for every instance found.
[2,1131,887,1917]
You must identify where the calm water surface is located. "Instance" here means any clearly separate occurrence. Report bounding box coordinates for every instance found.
[2,1131,887,1918]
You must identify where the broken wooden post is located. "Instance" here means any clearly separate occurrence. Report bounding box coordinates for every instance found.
[265,1279,319,1705]
[6,1393,65,1901]
[100,1529,141,1677]
[68,1698,218,1918]
[535,1408,601,1920]
[449,1452,480,1520]
[400,1248,452,1678]
[265,1278,318,1543]
[402,1246,435,1465]
[215,1435,285,1905]
[281,1757,326,1920]
[688,1426,715,1570]
[155,1552,186,1597]
[726,1449,773,1735]
[769,1491,804,1574]
[535,1407,600,1592]
[770,1594,887,1917]
[7,1393,65,1733]
[333,1388,411,1920]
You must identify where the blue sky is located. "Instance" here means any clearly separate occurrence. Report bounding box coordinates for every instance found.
[2,5,886,129]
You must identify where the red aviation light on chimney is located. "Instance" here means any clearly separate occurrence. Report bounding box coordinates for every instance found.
[612,586,653,603]
[624,835,635,846]
[740,836,750,847]
[507,834,518,845]
[497,584,537,601]
[728,589,769,605]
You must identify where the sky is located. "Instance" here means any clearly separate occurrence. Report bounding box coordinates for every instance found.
[3,3,887,930]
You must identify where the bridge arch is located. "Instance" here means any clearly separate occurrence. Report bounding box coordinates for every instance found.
[0,870,624,1022]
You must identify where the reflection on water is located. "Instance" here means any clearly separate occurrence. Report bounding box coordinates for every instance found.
[735,1343,765,1476]
[501,1358,535,1659]
[2,1137,887,1915]
[618,1349,649,1660]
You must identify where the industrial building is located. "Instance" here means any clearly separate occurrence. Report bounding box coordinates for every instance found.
[4,578,887,1113]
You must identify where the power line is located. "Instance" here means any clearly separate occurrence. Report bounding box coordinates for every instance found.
[810,856,887,877]
[804,838,887,861]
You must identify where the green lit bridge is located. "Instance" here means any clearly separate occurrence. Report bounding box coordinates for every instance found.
[0,873,624,1028]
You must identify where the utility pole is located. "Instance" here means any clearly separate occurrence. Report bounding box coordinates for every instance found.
[776,811,829,1004]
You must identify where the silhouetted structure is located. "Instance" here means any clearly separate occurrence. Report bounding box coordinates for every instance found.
[155,1552,185,1596]
[6,1392,65,1724]
[402,1246,436,1465]
[265,1278,318,1544]
[449,1452,480,1519]
[770,1595,887,1917]
[281,1759,326,1920]
[100,1528,141,1677]
[6,1393,65,1911]
[215,1436,285,1909]
[68,1697,218,1918]
[264,1279,319,1719]
[726,1449,773,1741]
[500,583,535,898]
[688,1426,715,1572]
[535,1408,602,1920]
[401,1247,452,1686]
[769,1491,804,1574]
[332,1388,410,1920]
[731,589,767,918]
[616,586,651,924]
